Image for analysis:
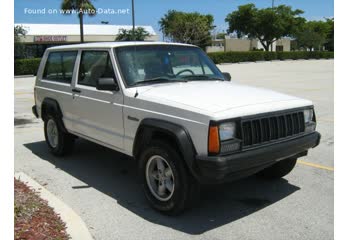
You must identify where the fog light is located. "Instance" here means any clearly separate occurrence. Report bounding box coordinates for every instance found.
[305,123,316,132]
[220,141,241,153]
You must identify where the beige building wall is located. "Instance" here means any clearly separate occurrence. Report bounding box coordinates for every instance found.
[206,46,225,53]
[224,39,256,51]
[207,38,291,53]
[275,39,291,51]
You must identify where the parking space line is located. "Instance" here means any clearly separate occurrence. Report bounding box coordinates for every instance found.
[297,160,334,171]
[15,92,33,95]
[318,118,334,123]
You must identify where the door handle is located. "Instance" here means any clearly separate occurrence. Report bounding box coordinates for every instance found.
[72,89,81,93]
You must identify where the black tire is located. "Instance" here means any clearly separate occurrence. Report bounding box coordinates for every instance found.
[138,140,199,215]
[256,158,297,179]
[44,115,74,156]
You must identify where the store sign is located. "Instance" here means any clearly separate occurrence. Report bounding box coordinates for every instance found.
[34,35,67,42]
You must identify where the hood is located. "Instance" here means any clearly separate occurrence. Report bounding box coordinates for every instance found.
[136,81,309,114]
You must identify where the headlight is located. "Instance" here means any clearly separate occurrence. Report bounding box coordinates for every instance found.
[303,109,314,123]
[219,122,237,141]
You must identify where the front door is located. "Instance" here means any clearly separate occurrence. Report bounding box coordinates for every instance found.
[71,50,124,150]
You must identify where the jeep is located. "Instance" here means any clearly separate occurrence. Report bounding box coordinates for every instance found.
[32,42,320,215]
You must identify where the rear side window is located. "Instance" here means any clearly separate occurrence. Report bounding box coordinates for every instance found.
[78,51,115,87]
[43,51,77,84]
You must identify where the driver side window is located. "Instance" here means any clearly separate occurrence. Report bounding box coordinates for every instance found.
[78,51,115,87]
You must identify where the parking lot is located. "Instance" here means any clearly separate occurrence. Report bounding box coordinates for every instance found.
[15,60,333,240]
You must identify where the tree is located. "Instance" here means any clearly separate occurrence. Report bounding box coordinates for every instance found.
[14,25,27,43]
[295,21,329,51]
[115,27,150,41]
[14,25,27,58]
[215,32,226,40]
[324,18,334,51]
[61,0,96,43]
[159,10,214,49]
[225,4,305,51]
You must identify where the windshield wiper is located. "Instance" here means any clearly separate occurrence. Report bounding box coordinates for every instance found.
[181,75,225,81]
[130,77,187,86]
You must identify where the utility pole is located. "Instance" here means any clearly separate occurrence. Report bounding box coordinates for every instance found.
[132,0,135,41]
[271,0,276,51]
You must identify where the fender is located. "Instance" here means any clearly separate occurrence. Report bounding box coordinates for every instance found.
[133,118,201,180]
[41,98,68,133]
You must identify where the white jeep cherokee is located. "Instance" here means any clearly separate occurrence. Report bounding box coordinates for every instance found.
[32,42,320,215]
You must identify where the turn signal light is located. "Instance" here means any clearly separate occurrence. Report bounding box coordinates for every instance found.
[208,126,220,154]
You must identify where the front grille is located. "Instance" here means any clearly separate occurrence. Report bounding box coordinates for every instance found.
[241,111,305,147]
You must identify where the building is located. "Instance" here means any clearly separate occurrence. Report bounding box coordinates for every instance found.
[15,23,158,58]
[206,37,291,53]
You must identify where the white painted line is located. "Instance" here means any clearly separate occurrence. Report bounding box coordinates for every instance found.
[15,172,93,240]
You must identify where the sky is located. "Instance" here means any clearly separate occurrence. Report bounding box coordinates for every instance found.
[14,0,334,35]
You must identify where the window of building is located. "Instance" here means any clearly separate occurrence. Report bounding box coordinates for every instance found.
[78,51,115,87]
[43,51,78,83]
[276,45,284,52]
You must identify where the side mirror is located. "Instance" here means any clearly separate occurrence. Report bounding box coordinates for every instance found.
[222,72,231,81]
[96,78,119,91]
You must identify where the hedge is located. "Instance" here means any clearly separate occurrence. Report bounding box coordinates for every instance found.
[14,58,41,75]
[14,51,334,75]
[208,51,334,64]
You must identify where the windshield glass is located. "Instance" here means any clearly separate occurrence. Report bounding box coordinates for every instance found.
[114,45,225,87]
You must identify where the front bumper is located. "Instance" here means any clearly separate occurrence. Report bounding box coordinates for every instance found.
[195,131,321,184]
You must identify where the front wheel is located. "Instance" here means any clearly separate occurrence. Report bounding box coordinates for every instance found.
[138,140,199,215]
[256,158,297,179]
[44,115,74,156]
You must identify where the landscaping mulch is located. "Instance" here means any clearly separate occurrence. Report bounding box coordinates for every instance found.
[14,178,70,240]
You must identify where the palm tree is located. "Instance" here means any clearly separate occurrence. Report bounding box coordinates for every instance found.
[61,0,96,43]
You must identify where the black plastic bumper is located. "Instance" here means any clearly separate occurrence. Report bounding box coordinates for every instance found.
[195,131,321,184]
[32,105,39,118]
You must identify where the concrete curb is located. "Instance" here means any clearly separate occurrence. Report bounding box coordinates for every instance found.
[14,75,35,78]
[218,59,333,66]
[15,172,93,240]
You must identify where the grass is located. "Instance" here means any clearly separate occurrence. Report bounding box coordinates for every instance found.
[14,178,70,240]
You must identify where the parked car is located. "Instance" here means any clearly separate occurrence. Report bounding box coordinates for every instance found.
[32,42,320,215]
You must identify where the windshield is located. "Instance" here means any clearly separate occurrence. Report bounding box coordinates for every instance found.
[114,45,225,87]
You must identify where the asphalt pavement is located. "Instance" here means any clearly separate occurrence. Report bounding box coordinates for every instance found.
[14,60,334,240]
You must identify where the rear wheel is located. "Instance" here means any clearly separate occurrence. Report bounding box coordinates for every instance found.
[139,140,199,215]
[44,115,74,156]
[256,158,297,179]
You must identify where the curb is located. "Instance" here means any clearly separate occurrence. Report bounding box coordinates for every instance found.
[14,75,35,78]
[15,172,94,240]
[217,59,333,65]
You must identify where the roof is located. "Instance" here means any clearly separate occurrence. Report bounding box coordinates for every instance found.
[14,23,157,36]
[47,42,195,50]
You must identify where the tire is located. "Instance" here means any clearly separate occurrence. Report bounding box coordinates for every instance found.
[138,140,199,215]
[44,115,74,156]
[256,158,297,179]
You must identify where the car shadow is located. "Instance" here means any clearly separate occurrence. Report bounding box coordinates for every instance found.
[24,139,300,235]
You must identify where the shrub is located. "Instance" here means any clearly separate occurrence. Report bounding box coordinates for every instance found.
[208,51,334,64]
[276,52,296,60]
[264,52,277,61]
[14,58,42,75]
[208,51,265,64]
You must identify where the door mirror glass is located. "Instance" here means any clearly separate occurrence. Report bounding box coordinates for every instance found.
[222,72,231,81]
[96,78,119,91]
